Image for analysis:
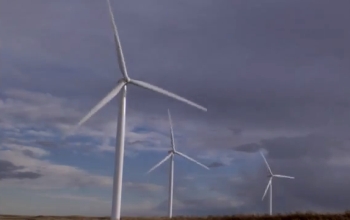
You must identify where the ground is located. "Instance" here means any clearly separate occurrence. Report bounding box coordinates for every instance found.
[2,213,350,220]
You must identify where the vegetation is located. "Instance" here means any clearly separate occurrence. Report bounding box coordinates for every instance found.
[2,212,350,220]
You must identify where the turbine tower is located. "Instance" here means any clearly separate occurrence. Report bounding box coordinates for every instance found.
[260,151,294,216]
[72,1,207,220]
[146,109,209,218]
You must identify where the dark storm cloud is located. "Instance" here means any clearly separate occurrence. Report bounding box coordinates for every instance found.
[233,132,344,160]
[261,134,342,160]
[22,149,37,158]
[234,143,262,153]
[207,162,226,168]
[0,160,42,180]
[2,0,350,128]
[229,128,243,136]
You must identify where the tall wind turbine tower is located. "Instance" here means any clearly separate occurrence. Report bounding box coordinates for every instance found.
[146,109,209,218]
[260,151,294,215]
[72,1,207,220]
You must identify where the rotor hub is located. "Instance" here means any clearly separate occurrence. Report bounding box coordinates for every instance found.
[118,77,130,84]
[124,77,131,83]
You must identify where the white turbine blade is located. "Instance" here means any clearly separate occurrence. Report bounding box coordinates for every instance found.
[76,80,126,129]
[262,178,272,201]
[175,151,210,170]
[129,79,207,112]
[168,109,176,151]
[106,0,129,79]
[273,174,295,179]
[146,153,172,174]
[260,151,273,175]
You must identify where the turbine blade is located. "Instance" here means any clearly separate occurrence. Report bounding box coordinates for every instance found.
[129,79,207,112]
[260,151,273,175]
[146,153,172,174]
[175,151,209,170]
[106,0,129,79]
[168,109,176,151]
[75,80,126,129]
[262,178,272,201]
[274,174,295,179]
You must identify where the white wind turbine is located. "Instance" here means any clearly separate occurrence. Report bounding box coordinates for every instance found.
[72,1,207,220]
[146,109,209,218]
[260,151,294,216]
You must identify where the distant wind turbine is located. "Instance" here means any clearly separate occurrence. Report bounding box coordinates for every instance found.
[146,109,209,218]
[260,151,294,216]
[71,1,207,220]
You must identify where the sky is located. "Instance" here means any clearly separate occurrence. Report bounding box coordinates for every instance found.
[1,0,350,217]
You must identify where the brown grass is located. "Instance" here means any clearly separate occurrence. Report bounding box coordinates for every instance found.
[2,212,350,220]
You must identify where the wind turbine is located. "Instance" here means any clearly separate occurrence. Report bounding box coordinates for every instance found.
[260,151,294,216]
[146,109,209,218]
[72,1,207,220]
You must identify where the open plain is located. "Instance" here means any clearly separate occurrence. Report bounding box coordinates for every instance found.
[2,213,350,220]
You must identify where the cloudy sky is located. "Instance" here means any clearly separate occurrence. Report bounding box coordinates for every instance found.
[1,0,350,217]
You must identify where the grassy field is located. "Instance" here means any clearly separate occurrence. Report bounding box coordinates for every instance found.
[2,213,350,220]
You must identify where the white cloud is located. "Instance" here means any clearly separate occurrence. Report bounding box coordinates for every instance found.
[2,143,50,158]
[124,181,164,193]
[0,89,173,154]
[0,88,314,183]
[0,88,316,185]
[0,144,112,190]
[122,200,163,216]
[2,88,304,161]
[0,189,111,216]
[0,88,313,195]
[41,193,110,204]
[25,129,54,137]
[171,195,243,213]
[0,89,81,134]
